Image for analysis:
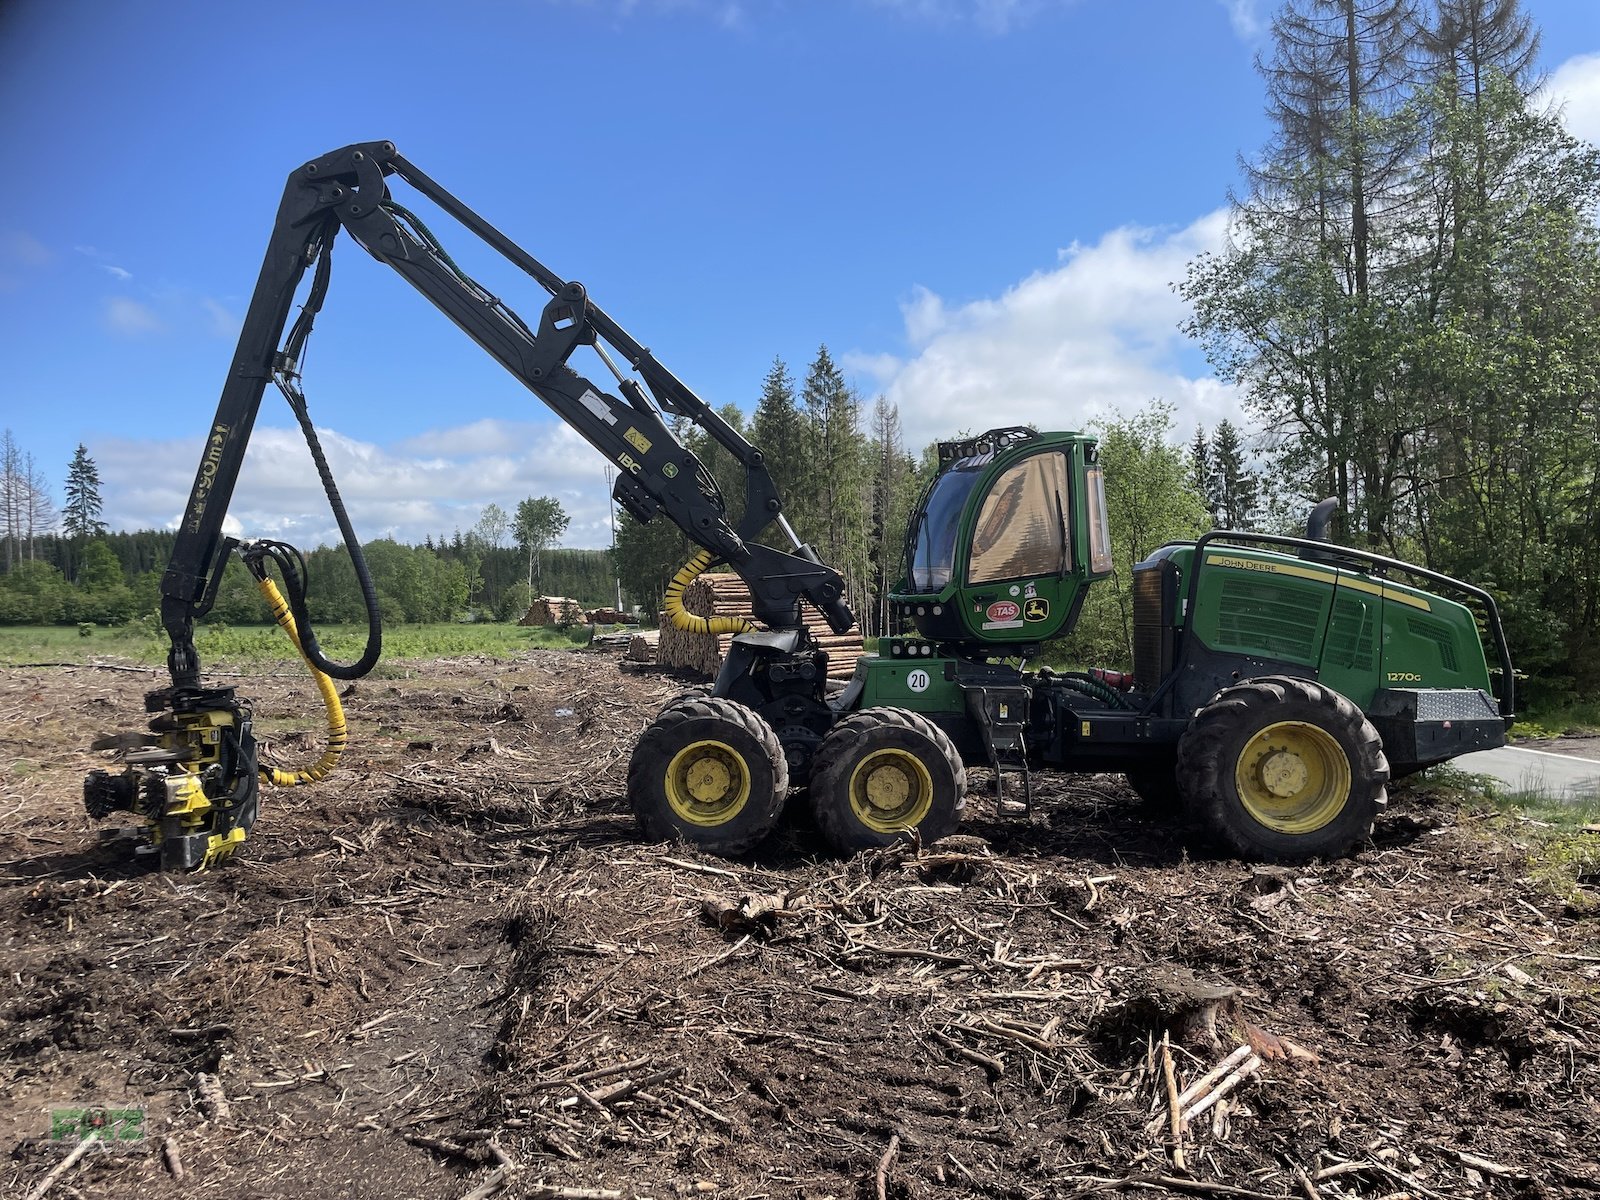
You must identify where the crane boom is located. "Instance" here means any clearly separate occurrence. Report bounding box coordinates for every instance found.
[88,140,852,870]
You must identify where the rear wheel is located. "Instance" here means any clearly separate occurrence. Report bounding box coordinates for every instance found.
[809,708,966,854]
[1177,676,1388,863]
[628,697,788,855]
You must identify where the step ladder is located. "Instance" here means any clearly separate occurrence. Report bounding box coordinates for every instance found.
[961,685,1034,816]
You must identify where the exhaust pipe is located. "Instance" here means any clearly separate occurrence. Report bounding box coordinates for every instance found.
[1305,498,1338,543]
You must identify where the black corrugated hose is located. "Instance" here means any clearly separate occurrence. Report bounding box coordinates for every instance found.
[259,224,381,681]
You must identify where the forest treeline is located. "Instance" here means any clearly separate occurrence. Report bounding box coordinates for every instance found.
[0,530,616,628]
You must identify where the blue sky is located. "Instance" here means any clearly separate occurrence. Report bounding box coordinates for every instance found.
[2,0,1597,551]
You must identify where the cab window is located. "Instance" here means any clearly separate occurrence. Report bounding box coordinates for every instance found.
[967,453,1069,584]
[1085,461,1114,576]
[908,456,989,591]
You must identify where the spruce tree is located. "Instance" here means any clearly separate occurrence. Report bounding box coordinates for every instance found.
[802,348,861,550]
[62,444,107,539]
[1210,420,1260,531]
[1190,425,1216,525]
[749,357,810,529]
[801,346,869,619]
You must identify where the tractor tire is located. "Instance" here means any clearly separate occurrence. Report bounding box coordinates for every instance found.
[808,708,967,854]
[1177,675,1389,863]
[657,689,711,715]
[628,697,788,856]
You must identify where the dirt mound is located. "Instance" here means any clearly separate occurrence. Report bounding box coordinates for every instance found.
[2,653,1597,1198]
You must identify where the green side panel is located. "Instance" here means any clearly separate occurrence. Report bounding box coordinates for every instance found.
[1379,593,1492,694]
[1171,544,1493,708]
[856,655,964,715]
[1188,549,1335,668]
[1318,585,1381,707]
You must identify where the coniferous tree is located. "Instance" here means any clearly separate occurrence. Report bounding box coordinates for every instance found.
[1209,420,1260,531]
[1184,0,1600,697]
[1190,425,1216,525]
[749,357,811,526]
[1424,0,1539,98]
[1192,1,1421,543]
[63,444,108,540]
[801,346,869,617]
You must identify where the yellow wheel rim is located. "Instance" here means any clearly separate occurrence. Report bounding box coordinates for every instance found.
[1235,721,1351,834]
[665,739,751,827]
[848,747,934,834]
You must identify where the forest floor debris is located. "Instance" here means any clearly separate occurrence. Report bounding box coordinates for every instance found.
[1,651,1597,1198]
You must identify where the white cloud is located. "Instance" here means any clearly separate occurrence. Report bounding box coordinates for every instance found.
[101,264,133,281]
[104,296,165,336]
[395,418,549,458]
[95,416,622,551]
[200,297,240,338]
[868,0,1059,35]
[88,209,1248,553]
[839,350,903,388]
[1542,53,1600,147]
[4,230,52,268]
[871,209,1240,450]
[1217,0,1265,40]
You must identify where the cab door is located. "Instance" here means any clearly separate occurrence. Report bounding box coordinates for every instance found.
[958,449,1079,645]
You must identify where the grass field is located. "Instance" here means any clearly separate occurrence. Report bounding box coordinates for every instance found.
[0,620,597,668]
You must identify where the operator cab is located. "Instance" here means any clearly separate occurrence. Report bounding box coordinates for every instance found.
[892,427,1113,650]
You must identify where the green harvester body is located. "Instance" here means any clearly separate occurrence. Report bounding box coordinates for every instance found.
[812,426,1514,858]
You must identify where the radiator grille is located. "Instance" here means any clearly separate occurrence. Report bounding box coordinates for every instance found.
[1407,615,1460,672]
[1213,577,1324,663]
[1132,565,1166,686]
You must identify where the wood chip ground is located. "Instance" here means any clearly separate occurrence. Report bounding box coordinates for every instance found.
[2,651,1597,1199]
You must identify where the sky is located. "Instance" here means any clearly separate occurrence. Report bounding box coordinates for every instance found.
[1,0,1597,554]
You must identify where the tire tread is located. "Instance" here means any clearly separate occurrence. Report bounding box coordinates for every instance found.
[628,696,788,856]
[809,707,966,853]
[1177,675,1389,862]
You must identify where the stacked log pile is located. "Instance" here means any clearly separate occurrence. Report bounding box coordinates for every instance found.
[627,629,660,663]
[656,573,866,680]
[586,607,630,625]
[518,596,583,626]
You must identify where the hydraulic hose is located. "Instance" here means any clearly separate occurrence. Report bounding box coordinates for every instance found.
[279,397,383,679]
[269,227,383,681]
[254,575,348,787]
[663,551,757,635]
[1053,671,1136,710]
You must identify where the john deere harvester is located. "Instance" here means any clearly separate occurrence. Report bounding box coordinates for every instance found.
[82,143,1512,869]
[629,426,1514,863]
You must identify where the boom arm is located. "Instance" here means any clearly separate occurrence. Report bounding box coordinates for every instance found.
[162,139,852,693]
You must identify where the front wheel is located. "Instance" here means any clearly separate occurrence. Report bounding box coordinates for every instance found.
[809,708,966,854]
[1177,676,1388,863]
[628,697,788,856]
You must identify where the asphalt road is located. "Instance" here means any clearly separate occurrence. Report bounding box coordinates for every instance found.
[1453,744,1600,801]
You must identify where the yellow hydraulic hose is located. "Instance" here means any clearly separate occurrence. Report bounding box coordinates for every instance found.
[663,550,758,635]
[255,576,348,787]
